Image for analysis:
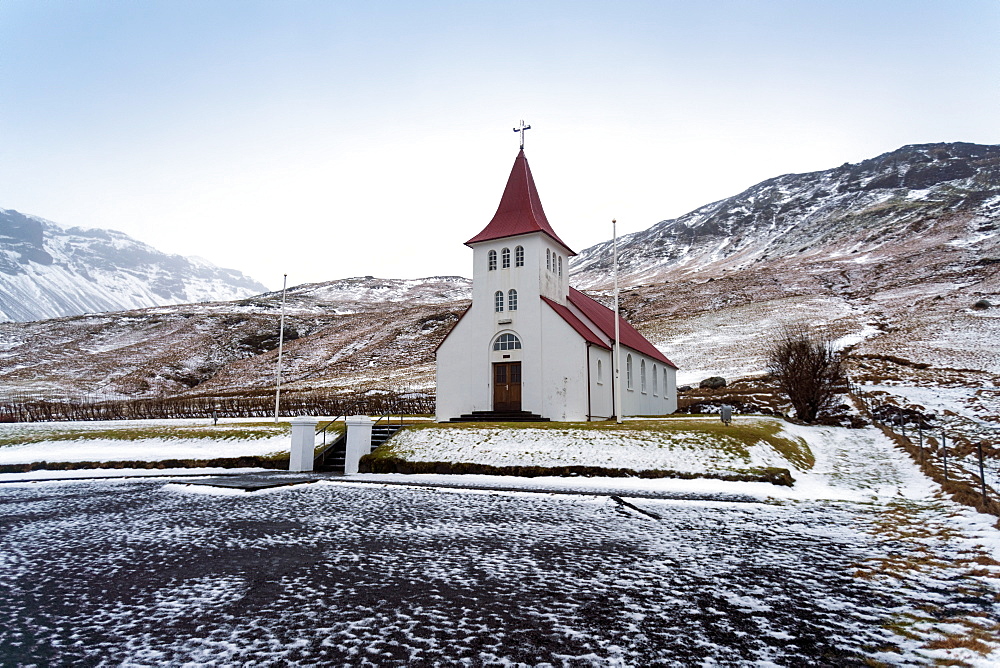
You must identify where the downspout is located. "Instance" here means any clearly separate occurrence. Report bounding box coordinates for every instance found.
[586,342,592,421]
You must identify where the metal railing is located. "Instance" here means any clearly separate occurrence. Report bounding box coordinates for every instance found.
[315,415,344,447]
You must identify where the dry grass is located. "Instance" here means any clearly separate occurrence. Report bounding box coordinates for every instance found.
[853,497,1000,662]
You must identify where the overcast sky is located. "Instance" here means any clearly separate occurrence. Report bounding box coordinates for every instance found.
[2,1,998,290]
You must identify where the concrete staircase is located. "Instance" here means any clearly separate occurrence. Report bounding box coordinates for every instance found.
[449,410,550,423]
[314,423,410,473]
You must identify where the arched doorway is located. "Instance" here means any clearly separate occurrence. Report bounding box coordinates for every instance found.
[491,333,522,411]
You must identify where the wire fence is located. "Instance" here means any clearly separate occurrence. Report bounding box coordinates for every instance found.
[848,380,999,516]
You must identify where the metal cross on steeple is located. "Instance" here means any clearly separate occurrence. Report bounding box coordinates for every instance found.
[513,120,531,150]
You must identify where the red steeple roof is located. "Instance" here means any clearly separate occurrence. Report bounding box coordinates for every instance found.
[465,150,575,254]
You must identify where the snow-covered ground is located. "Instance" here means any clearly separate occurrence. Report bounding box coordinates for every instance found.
[388,417,809,475]
[0,417,999,665]
[0,419,290,465]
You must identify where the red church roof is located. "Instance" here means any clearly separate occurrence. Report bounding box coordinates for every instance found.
[541,296,610,350]
[567,288,677,368]
[466,150,575,254]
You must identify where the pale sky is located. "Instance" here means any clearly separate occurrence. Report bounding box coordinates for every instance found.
[2,1,998,290]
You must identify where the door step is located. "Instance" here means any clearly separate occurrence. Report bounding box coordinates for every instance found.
[449,411,549,423]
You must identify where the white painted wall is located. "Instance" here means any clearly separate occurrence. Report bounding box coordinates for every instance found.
[588,345,615,420]
[437,231,567,420]
[538,305,590,421]
[617,348,677,417]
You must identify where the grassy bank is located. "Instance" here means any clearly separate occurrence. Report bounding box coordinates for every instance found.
[360,417,809,486]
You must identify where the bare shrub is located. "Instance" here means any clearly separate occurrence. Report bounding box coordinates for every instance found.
[767,327,845,423]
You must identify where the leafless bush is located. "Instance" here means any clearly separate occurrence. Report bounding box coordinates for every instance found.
[767,327,845,423]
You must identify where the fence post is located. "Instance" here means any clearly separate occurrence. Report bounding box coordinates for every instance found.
[977,441,987,502]
[941,428,949,482]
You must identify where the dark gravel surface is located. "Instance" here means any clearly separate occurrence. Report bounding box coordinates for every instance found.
[0,477,982,666]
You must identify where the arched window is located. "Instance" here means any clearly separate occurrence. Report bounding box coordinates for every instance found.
[501,247,511,269]
[507,289,518,311]
[626,354,633,390]
[546,249,551,271]
[663,368,668,399]
[652,364,658,396]
[640,359,647,393]
[597,359,603,384]
[558,255,563,277]
[488,250,497,271]
[515,246,524,267]
[494,290,504,312]
[493,333,522,350]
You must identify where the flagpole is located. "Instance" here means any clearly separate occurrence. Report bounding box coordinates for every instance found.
[274,273,288,423]
[612,219,622,424]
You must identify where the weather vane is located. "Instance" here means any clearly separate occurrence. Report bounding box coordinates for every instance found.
[513,120,531,149]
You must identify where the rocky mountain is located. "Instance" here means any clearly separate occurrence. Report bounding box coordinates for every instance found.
[571,142,999,395]
[0,143,996,427]
[573,142,999,285]
[0,208,268,322]
[0,275,470,399]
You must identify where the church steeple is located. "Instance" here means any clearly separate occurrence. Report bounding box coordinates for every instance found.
[465,150,575,255]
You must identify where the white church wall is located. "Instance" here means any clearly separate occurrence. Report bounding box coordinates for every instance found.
[538,238,569,305]
[435,308,485,421]
[665,364,678,414]
[588,345,615,420]
[539,306,590,421]
[619,348,676,417]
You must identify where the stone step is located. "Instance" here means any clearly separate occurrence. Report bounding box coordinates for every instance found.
[449,411,549,423]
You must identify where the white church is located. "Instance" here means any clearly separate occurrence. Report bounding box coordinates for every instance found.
[435,146,678,422]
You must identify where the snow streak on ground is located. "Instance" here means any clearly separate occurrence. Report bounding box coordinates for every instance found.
[1,424,999,666]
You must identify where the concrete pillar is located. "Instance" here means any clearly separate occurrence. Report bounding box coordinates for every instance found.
[289,416,318,472]
[345,415,374,475]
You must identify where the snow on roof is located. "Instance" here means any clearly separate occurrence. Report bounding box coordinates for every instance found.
[465,150,575,255]
[567,287,677,368]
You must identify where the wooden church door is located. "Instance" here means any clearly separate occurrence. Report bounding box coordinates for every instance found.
[493,362,522,412]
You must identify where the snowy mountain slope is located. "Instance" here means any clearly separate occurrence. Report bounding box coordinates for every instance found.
[0,275,470,399]
[570,142,1000,385]
[0,208,268,322]
[0,143,996,424]
[572,142,1000,286]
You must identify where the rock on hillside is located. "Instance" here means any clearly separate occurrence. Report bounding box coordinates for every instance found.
[0,208,268,322]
